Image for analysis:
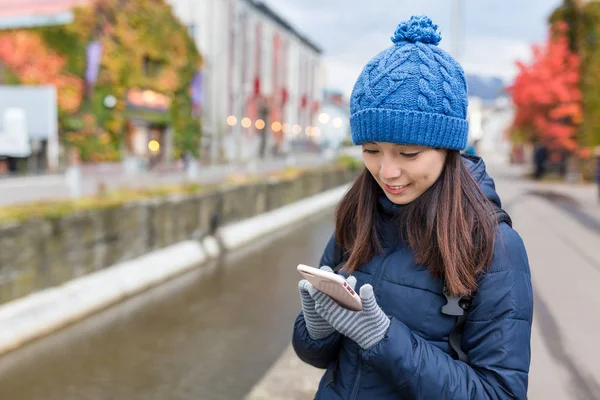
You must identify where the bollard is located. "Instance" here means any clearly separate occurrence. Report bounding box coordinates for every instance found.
[247,159,258,175]
[285,154,296,167]
[123,155,140,176]
[65,147,82,198]
[65,165,82,198]
[186,158,200,180]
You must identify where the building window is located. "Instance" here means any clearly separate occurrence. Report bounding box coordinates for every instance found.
[142,55,162,77]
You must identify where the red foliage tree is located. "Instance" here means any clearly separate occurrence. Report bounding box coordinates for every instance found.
[508,22,582,152]
[0,31,84,113]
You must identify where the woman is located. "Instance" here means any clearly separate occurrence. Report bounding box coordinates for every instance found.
[595,146,600,203]
[292,16,533,399]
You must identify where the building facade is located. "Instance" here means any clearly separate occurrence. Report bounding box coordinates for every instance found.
[0,0,323,168]
[0,0,202,171]
[315,90,350,151]
[167,0,324,163]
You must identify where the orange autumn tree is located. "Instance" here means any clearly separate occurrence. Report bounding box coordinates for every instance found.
[0,0,201,162]
[0,31,84,113]
[508,21,584,155]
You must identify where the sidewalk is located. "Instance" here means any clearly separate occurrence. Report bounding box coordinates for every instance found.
[528,180,600,222]
[486,160,600,222]
[245,346,322,400]
[0,153,327,206]
[512,193,600,399]
[245,170,600,400]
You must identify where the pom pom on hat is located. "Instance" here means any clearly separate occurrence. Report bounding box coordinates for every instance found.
[391,15,442,46]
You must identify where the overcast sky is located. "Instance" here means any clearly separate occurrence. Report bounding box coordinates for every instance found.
[264,0,561,97]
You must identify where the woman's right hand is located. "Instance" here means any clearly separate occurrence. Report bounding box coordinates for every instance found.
[298,266,357,340]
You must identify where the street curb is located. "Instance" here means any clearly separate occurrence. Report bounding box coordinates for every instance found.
[0,184,350,356]
[218,185,350,250]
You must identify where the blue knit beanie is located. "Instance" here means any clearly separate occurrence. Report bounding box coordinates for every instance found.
[350,16,469,150]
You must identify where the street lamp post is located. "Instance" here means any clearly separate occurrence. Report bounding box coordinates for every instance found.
[453,0,462,62]
[258,97,269,159]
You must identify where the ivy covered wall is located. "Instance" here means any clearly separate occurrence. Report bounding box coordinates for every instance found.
[0,0,203,162]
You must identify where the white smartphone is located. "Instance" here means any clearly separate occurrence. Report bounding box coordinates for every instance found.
[297,264,363,311]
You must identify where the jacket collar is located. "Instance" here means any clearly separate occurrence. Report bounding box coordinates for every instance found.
[377,192,407,216]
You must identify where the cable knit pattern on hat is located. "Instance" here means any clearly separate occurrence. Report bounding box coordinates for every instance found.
[350,15,469,150]
[415,43,437,113]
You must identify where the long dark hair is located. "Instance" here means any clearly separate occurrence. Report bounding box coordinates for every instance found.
[335,151,497,296]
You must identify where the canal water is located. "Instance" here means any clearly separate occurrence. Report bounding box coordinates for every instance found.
[0,210,334,400]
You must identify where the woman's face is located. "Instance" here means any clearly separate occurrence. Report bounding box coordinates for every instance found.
[362,142,447,205]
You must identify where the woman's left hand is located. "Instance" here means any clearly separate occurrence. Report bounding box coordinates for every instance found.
[308,283,391,350]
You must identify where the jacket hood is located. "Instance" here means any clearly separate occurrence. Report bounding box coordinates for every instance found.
[462,155,502,208]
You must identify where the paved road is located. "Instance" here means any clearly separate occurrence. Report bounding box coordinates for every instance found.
[0,153,330,206]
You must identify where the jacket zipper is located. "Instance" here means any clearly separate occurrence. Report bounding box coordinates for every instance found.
[349,252,393,400]
[350,356,362,400]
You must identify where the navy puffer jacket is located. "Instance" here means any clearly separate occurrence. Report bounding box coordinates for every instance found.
[292,156,533,399]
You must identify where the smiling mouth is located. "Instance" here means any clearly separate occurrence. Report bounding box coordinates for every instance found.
[386,184,408,189]
[382,183,411,194]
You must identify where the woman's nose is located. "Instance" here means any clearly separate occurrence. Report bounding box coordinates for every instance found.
[380,159,402,181]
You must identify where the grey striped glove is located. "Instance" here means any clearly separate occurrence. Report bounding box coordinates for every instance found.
[298,266,357,340]
[309,283,390,350]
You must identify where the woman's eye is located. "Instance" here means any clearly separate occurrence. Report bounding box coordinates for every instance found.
[362,149,379,154]
[400,152,420,159]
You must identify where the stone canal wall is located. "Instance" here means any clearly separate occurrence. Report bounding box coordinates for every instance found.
[0,167,357,305]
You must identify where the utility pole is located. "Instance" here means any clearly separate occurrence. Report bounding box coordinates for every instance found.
[452,0,462,62]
